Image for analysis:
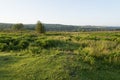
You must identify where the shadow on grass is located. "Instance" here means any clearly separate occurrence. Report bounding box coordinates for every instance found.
[45,32,69,36]
[0,54,24,79]
[44,39,80,51]
[0,55,23,66]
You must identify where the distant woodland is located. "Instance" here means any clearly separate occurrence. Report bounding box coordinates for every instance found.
[0,23,120,32]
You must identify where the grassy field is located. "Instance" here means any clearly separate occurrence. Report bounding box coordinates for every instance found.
[0,31,120,80]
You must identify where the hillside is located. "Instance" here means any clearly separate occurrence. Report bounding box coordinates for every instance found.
[0,23,120,31]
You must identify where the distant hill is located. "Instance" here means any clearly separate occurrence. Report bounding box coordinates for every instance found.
[0,23,120,31]
[0,23,13,30]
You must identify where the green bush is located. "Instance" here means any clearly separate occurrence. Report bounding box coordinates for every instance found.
[18,40,29,49]
[0,43,8,51]
[28,47,41,55]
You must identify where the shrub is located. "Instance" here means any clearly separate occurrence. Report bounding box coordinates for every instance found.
[84,56,95,65]
[28,47,41,55]
[18,40,29,49]
[35,21,45,33]
[0,43,8,51]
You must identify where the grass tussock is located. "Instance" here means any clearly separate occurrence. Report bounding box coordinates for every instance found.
[0,31,120,80]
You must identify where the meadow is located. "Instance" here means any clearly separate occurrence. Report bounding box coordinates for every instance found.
[0,31,120,80]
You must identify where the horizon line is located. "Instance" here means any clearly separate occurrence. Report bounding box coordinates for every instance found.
[0,22,120,27]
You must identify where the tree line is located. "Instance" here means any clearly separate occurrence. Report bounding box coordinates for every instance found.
[11,21,45,33]
[0,22,120,32]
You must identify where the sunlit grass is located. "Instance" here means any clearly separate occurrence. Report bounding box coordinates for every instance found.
[0,31,120,80]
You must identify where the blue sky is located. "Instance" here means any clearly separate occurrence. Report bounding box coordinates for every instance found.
[0,0,120,26]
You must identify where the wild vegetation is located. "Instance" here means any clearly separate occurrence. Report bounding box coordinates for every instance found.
[35,21,45,33]
[12,23,24,31]
[0,31,120,80]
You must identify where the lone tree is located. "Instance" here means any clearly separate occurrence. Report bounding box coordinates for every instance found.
[12,23,24,30]
[35,21,45,33]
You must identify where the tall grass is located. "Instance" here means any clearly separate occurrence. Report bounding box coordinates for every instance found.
[0,31,120,80]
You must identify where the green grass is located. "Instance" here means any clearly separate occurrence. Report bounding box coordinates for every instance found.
[0,31,120,80]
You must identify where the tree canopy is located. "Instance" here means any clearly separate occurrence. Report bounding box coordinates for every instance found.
[12,23,24,30]
[35,21,45,33]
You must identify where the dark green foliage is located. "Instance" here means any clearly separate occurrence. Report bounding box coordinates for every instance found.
[35,21,45,33]
[0,43,8,51]
[0,36,29,51]
[18,40,29,49]
[12,23,24,30]
[28,47,41,55]
[42,40,63,48]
